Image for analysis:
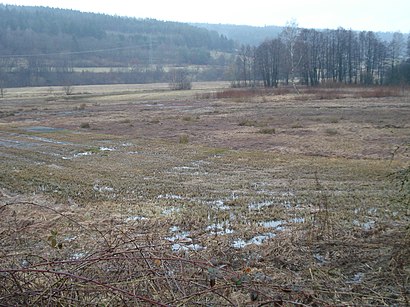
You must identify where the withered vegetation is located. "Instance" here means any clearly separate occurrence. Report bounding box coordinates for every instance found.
[1,83,409,306]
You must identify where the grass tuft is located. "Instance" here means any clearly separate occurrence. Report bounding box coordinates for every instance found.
[179,134,189,144]
[258,128,276,134]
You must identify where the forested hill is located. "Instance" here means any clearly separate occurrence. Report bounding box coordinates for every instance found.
[192,23,283,46]
[0,5,234,68]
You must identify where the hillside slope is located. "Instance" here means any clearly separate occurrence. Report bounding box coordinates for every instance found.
[192,23,283,46]
[0,5,236,87]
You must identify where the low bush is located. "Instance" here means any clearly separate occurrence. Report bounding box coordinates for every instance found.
[80,122,90,129]
[179,134,189,144]
[258,128,276,134]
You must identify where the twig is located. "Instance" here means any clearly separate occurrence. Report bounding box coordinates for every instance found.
[0,268,169,306]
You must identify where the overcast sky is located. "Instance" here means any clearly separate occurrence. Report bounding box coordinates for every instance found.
[1,0,409,33]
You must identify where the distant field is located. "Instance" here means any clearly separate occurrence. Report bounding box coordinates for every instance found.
[72,67,132,73]
[1,82,409,306]
[70,65,214,73]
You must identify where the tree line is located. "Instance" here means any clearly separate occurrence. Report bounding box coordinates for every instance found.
[1,5,409,89]
[232,22,410,87]
[0,5,234,87]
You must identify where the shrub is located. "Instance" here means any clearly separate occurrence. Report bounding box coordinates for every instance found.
[328,117,340,124]
[216,88,258,99]
[169,69,192,90]
[238,119,258,127]
[63,85,74,95]
[358,87,401,98]
[324,128,338,136]
[80,122,90,129]
[179,134,189,144]
[182,116,193,122]
[258,128,276,134]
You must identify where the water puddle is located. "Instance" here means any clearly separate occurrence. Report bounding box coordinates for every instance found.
[289,217,305,223]
[171,243,204,252]
[232,239,247,249]
[368,207,378,215]
[64,236,78,242]
[125,216,149,222]
[25,126,65,133]
[65,150,100,159]
[248,198,294,210]
[248,233,276,244]
[206,221,234,235]
[231,217,304,249]
[157,194,183,200]
[348,272,365,284]
[99,146,116,151]
[93,184,114,193]
[210,199,230,210]
[353,220,375,230]
[71,252,87,260]
[72,151,93,158]
[313,253,328,265]
[173,166,196,171]
[232,232,276,249]
[259,217,304,232]
[248,200,274,210]
[260,220,285,230]
[28,135,70,145]
[166,227,191,242]
[165,226,205,252]
[169,226,180,232]
[162,207,181,215]
[362,221,375,230]
[0,138,38,149]
[170,160,209,176]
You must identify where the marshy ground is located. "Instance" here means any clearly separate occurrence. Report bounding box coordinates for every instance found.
[0,83,409,306]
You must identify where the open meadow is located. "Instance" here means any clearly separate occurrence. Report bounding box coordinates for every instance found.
[0,82,409,306]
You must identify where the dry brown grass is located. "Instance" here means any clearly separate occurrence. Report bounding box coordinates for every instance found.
[0,82,409,306]
[1,189,408,306]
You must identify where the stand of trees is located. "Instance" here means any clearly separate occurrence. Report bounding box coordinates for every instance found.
[233,25,410,87]
[1,5,408,89]
[0,5,235,87]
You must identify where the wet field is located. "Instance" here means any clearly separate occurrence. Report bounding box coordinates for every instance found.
[1,83,409,305]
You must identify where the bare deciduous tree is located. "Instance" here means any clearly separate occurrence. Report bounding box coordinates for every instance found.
[407,34,410,59]
[252,26,401,87]
[169,69,192,90]
[0,83,5,98]
[63,85,74,95]
[281,19,301,93]
[256,39,283,87]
